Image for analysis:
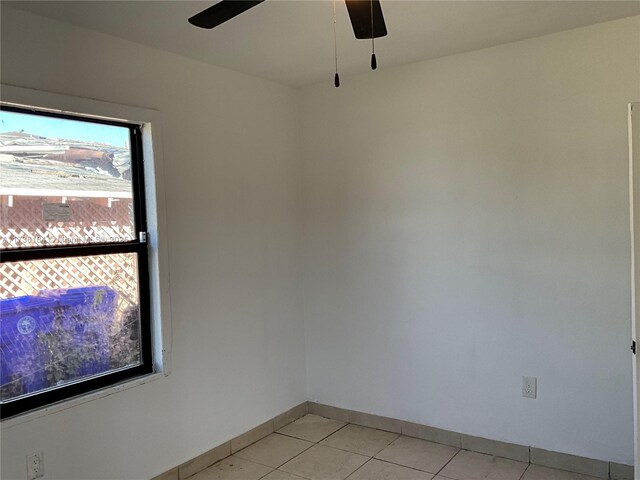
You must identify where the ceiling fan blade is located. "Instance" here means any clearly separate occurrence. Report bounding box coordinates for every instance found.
[188,0,266,29]
[344,0,387,39]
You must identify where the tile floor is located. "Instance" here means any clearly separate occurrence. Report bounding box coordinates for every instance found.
[190,414,603,480]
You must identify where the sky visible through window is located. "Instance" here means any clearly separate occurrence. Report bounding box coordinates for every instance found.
[0,110,129,147]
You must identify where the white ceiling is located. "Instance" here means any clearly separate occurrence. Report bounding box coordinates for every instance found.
[7,0,640,87]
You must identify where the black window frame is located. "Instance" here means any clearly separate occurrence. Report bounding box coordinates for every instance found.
[0,105,153,419]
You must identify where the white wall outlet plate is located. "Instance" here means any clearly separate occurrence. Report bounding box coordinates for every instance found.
[522,376,537,399]
[27,451,44,480]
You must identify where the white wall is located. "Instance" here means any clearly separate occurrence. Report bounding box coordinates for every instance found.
[0,6,306,480]
[300,16,640,464]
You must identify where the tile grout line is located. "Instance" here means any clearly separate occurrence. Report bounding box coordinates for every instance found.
[316,443,375,458]
[316,422,351,442]
[343,457,375,480]
[256,466,276,480]
[316,422,400,479]
[372,434,453,476]
[372,456,445,476]
[515,449,533,480]
[273,440,317,473]
[250,437,315,480]
[275,421,349,444]
[234,436,316,471]
[375,458,437,477]
[519,463,533,480]
[276,431,307,441]
[431,446,463,478]
[275,422,351,479]
[318,427,398,459]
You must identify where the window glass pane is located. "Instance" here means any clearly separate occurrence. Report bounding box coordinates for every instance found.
[0,253,141,402]
[0,110,135,249]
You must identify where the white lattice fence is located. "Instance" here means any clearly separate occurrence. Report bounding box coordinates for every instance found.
[1,196,138,312]
[0,254,138,315]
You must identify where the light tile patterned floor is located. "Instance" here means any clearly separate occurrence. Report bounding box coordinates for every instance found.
[190,415,605,480]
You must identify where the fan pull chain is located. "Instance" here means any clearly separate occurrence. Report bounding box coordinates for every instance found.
[333,0,340,87]
[370,0,377,70]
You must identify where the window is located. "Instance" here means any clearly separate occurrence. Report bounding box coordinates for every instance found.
[0,105,152,419]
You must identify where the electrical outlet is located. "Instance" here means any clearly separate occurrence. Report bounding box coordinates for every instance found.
[27,452,44,480]
[522,376,537,399]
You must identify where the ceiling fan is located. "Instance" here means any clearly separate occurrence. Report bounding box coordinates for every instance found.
[188,0,388,86]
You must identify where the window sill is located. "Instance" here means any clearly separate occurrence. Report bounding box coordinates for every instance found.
[1,371,167,429]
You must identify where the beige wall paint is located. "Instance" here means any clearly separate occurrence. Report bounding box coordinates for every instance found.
[300,15,640,464]
[0,6,306,480]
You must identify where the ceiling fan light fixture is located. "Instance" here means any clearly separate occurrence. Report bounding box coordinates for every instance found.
[188,0,388,87]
